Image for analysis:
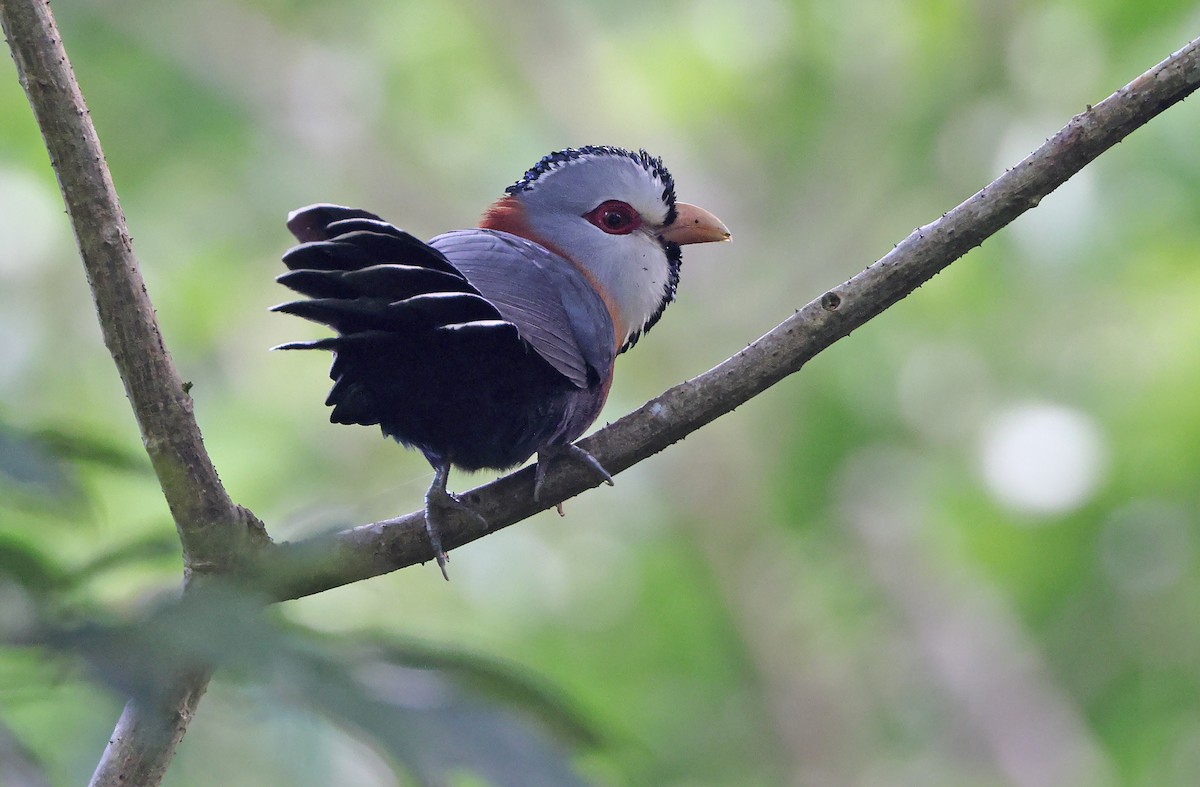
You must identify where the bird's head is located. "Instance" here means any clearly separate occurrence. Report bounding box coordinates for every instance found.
[480,146,730,352]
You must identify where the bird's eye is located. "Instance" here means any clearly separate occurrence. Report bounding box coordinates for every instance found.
[584,200,641,235]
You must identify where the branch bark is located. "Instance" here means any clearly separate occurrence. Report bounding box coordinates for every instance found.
[258,35,1200,601]
[0,0,265,784]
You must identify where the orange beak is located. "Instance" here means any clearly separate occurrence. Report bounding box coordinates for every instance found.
[661,202,731,245]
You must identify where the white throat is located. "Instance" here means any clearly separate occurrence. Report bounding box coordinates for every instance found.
[584,231,672,347]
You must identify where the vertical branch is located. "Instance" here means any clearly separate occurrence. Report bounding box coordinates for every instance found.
[1,1,266,783]
[89,669,214,787]
[0,0,264,572]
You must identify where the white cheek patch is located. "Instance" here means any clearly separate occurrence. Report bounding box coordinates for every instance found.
[603,235,670,345]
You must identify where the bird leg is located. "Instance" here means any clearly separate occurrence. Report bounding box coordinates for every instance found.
[424,463,486,581]
[534,443,615,514]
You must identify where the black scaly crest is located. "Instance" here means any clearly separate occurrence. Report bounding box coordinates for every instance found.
[506,145,679,226]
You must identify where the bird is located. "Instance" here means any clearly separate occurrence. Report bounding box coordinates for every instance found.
[273,145,730,579]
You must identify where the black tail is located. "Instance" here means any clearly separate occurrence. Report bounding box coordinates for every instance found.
[273,204,510,428]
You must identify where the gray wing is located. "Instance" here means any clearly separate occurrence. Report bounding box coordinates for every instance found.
[429,229,615,389]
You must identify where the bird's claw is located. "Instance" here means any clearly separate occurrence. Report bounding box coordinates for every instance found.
[534,444,615,509]
[424,486,487,581]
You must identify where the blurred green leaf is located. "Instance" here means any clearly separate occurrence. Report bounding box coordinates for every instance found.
[68,532,181,587]
[0,425,78,506]
[0,534,66,595]
[37,587,600,785]
[367,638,601,750]
[31,426,150,475]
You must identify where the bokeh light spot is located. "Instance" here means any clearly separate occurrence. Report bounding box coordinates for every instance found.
[980,403,1107,516]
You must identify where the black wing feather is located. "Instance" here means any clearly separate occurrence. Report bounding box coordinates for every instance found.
[277,264,471,302]
[286,204,384,242]
[272,292,500,334]
[281,232,463,277]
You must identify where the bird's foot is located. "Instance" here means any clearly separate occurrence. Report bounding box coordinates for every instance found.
[424,486,487,581]
[534,444,615,512]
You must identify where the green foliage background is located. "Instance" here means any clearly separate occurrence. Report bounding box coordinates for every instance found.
[2,1,1200,784]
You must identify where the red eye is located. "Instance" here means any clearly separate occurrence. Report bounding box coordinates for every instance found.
[584,200,642,235]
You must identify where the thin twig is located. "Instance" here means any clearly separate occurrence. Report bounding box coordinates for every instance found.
[259,35,1200,601]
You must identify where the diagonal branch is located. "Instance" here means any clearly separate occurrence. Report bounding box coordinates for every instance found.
[259,35,1200,601]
